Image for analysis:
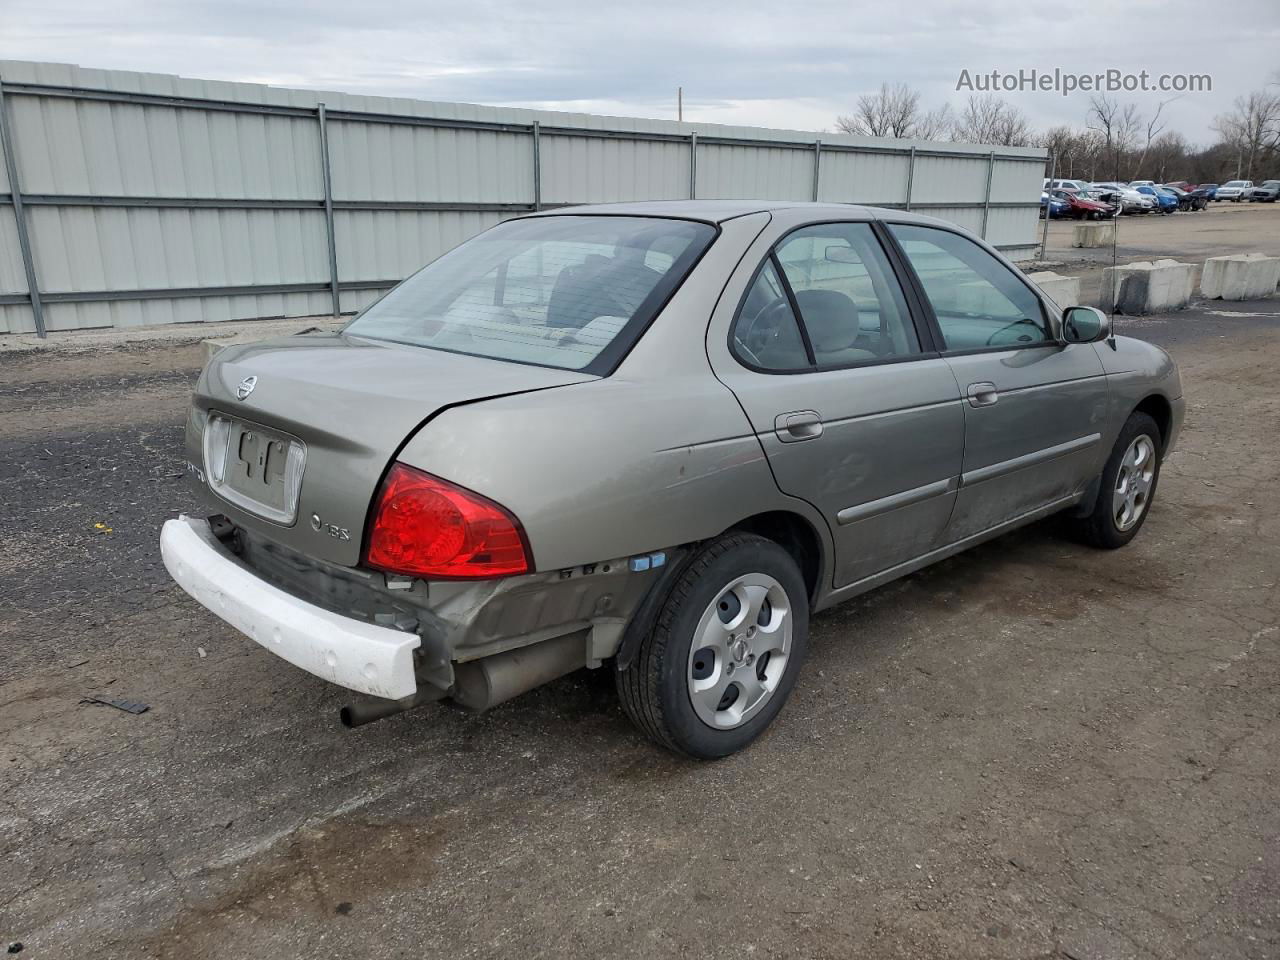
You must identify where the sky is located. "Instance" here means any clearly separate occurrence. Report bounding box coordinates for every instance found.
[2,0,1278,144]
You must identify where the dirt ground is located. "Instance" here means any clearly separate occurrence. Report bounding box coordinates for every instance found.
[1035,201,1280,306]
[1,217,1279,959]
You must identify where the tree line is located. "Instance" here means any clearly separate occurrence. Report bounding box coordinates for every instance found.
[835,79,1280,184]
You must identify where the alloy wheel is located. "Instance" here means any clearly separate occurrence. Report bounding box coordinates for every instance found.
[1113,435,1157,531]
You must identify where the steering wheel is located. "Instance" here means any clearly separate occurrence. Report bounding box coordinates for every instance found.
[735,296,795,358]
[986,317,1042,346]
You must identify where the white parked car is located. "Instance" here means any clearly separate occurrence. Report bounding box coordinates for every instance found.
[1088,183,1154,213]
[1127,180,1155,188]
[1216,180,1254,202]
[1045,178,1091,193]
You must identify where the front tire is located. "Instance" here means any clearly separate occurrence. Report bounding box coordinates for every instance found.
[616,533,809,759]
[1067,412,1163,549]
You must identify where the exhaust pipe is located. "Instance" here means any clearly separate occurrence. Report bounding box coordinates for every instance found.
[341,630,588,726]
[340,686,446,728]
[451,630,588,711]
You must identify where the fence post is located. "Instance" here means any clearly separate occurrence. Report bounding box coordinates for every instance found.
[811,139,822,201]
[0,79,46,338]
[904,146,916,211]
[980,149,995,239]
[689,132,698,199]
[532,121,542,211]
[1039,152,1056,261]
[316,102,341,317]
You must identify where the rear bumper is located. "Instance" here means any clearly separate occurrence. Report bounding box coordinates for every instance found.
[160,516,420,699]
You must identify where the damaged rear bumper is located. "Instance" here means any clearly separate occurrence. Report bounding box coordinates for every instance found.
[160,516,421,699]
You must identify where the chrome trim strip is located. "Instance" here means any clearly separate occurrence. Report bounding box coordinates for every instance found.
[818,491,1085,611]
[822,395,964,431]
[996,374,1109,398]
[836,476,958,526]
[961,433,1101,487]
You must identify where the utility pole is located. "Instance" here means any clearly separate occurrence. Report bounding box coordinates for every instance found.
[678,86,683,122]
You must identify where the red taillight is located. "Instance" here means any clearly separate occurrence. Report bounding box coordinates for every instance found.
[364,463,531,579]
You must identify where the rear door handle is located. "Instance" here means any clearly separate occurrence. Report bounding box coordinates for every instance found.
[774,410,824,442]
[966,382,999,407]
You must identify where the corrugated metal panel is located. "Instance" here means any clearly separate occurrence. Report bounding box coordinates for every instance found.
[818,150,909,205]
[27,206,330,292]
[982,207,1042,252]
[0,205,25,293]
[0,59,1047,334]
[335,209,503,281]
[989,158,1045,203]
[329,123,531,203]
[697,144,811,200]
[8,95,323,198]
[911,205,985,235]
[910,154,990,205]
[539,135,687,204]
[41,290,334,330]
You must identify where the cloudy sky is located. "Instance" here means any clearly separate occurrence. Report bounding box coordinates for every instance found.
[2,0,1277,143]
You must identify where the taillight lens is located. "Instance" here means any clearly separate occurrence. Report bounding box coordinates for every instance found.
[364,463,531,579]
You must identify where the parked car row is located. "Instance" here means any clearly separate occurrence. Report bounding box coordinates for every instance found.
[1040,176,1279,218]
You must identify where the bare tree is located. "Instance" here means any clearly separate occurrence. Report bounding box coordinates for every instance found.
[1146,131,1189,182]
[1133,96,1180,176]
[913,103,954,141]
[1212,88,1280,179]
[951,94,1032,146]
[836,82,922,139]
[1087,95,1141,180]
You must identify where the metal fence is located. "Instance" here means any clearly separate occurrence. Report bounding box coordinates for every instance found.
[0,60,1047,337]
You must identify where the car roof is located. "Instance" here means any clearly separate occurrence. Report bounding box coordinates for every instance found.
[526,199,881,224]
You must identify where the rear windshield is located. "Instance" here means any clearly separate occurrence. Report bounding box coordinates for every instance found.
[345,215,715,372]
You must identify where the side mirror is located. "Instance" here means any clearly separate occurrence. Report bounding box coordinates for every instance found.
[1062,305,1111,344]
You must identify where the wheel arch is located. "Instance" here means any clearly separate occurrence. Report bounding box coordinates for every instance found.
[1133,393,1172,452]
[613,508,828,672]
[727,509,825,605]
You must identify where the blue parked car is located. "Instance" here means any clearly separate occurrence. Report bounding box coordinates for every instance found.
[1040,191,1071,218]
[1191,183,1218,201]
[1135,185,1178,214]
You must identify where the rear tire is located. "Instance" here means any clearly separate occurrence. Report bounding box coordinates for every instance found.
[1066,412,1163,549]
[616,533,809,759]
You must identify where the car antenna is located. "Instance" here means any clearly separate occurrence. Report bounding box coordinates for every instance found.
[1108,199,1119,347]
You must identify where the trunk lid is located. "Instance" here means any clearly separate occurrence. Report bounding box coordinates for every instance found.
[188,331,595,566]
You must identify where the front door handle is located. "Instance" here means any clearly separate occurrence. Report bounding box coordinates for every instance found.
[775,410,824,442]
[966,382,999,407]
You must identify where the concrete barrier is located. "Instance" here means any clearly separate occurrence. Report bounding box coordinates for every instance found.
[1025,271,1081,310]
[1072,222,1115,248]
[1201,253,1280,300]
[1103,259,1197,314]
[954,279,1013,317]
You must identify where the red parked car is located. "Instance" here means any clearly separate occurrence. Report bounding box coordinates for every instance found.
[1051,189,1117,220]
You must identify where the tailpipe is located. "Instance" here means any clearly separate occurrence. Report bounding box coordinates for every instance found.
[451,630,588,711]
[340,686,446,728]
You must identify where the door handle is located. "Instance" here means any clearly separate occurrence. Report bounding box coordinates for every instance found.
[966,382,999,407]
[774,410,824,442]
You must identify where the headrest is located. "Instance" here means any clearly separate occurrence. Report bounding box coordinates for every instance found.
[794,289,859,352]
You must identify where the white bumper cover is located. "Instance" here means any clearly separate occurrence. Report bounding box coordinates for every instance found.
[160,516,420,699]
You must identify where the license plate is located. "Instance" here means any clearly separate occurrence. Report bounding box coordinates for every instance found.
[204,414,306,524]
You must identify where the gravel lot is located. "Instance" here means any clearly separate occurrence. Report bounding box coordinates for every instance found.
[2,214,1278,958]
[1036,201,1280,306]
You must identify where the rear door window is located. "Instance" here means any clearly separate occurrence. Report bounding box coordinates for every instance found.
[732,222,921,371]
